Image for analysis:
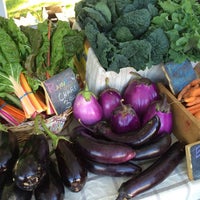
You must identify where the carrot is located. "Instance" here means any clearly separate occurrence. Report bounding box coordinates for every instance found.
[186,103,200,114]
[9,76,36,118]
[186,97,200,107]
[194,110,200,119]
[187,87,200,97]
[177,78,200,101]
[20,73,44,113]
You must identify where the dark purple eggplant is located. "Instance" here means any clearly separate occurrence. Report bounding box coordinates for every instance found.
[13,134,50,191]
[94,115,160,147]
[1,172,32,200]
[84,159,142,177]
[40,120,88,193]
[133,133,172,160]
[34,159,65,200]
[116,141,185,200]
[55,139,87,192]
[0,130,19,174]
[0,171,8,198]
[72,130,136,164]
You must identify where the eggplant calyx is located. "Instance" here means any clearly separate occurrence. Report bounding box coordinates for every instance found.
[80,84,96,101]
[156,95,171,113]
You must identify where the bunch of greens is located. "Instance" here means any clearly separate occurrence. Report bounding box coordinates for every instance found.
[151,0,200,63]
[75,0,169,72]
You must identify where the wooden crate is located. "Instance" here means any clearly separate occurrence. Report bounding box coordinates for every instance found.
[157,83,200,144]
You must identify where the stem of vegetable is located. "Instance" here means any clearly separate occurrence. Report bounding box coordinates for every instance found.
[40,116,70,149]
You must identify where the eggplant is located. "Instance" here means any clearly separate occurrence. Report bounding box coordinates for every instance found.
[84,159,142,177]
[1,172,32,200]
[40,119,88,193]
[133,133,172,160]
[55,139,87,192]
[94,115,160,147]
[34,159,65,200]
[0,130,19,174]
[116,141,185,200]
[0,172,8,198]
[72,129,136,164]
[13,134,50,191]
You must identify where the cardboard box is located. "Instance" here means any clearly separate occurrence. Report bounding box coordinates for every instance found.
[157,83,200,144]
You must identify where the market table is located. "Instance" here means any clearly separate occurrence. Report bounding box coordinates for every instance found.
[54,120,200,200]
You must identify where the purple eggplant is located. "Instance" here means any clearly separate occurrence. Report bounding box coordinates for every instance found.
[1,172,33,200]
[142,94,173,135]
[116,141,185,200]
[55,139,87,192]
[13,134,50,191]
[72,129,136,164]
[0,172,8,198]
[94,115,160,147]
[98,86,122,121]
[34,159,65,200]
[123,77,159,118]
[0,130,19,174]
[73,84,103,125]
[133,133,172,160]
[40,120,88,192]
[110,101,141,134]
[84,159,142,177]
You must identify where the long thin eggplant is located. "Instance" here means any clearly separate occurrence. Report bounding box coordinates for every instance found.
[40,120,88,193]
[116,141,185,200]
[133,133,172,160]
[94,115,160,147]
[13,133,50,191]
[34,159,65,200]
[72,130,136,164]
[55,139,88,192]
[0,130,19,174]
[84,159,142,177]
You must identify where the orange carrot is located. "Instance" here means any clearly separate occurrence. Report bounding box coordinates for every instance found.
[194,110,200,119]
[186,103,200,114]
[187,87,200,97]
[186,97,200,107]
[20,73,44,113]
[177,78,200,101]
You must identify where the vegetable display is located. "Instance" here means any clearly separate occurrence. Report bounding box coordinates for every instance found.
[0,16,85,125]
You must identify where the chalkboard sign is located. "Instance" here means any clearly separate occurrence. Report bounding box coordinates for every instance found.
[42,68,80,115]
[185,141,200,180]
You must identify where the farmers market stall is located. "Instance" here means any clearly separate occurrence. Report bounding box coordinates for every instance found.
[1,0,200,200]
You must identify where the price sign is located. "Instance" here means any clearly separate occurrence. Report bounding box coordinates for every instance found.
[185,141,200,180]
[42,68,80,115]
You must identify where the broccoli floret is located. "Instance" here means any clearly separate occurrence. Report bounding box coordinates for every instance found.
[114,26,134,42]
[114,9,151,38]
[119,40,152,70]
[144,28,169,65]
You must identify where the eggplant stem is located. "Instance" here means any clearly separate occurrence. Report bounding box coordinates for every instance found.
[78,119,94,132]
[40,116,70,149]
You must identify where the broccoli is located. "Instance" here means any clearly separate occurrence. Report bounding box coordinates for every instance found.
[119,40,152,70]
[114,9,151,38]
[144,28,169,65]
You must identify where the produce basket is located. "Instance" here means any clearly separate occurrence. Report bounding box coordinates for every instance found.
[0,17,84,143]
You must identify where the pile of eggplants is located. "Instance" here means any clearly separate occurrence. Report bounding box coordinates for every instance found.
[72,75,186,199]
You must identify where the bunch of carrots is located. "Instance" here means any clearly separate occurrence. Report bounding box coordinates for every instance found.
[1,72,54,126]
[177,78,200,119]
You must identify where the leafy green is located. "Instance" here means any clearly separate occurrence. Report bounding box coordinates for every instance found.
[151,0,200,63]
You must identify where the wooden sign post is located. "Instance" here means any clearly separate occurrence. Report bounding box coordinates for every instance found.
[42,68,80,115]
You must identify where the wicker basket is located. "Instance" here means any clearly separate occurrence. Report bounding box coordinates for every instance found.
[7,108,73,143]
